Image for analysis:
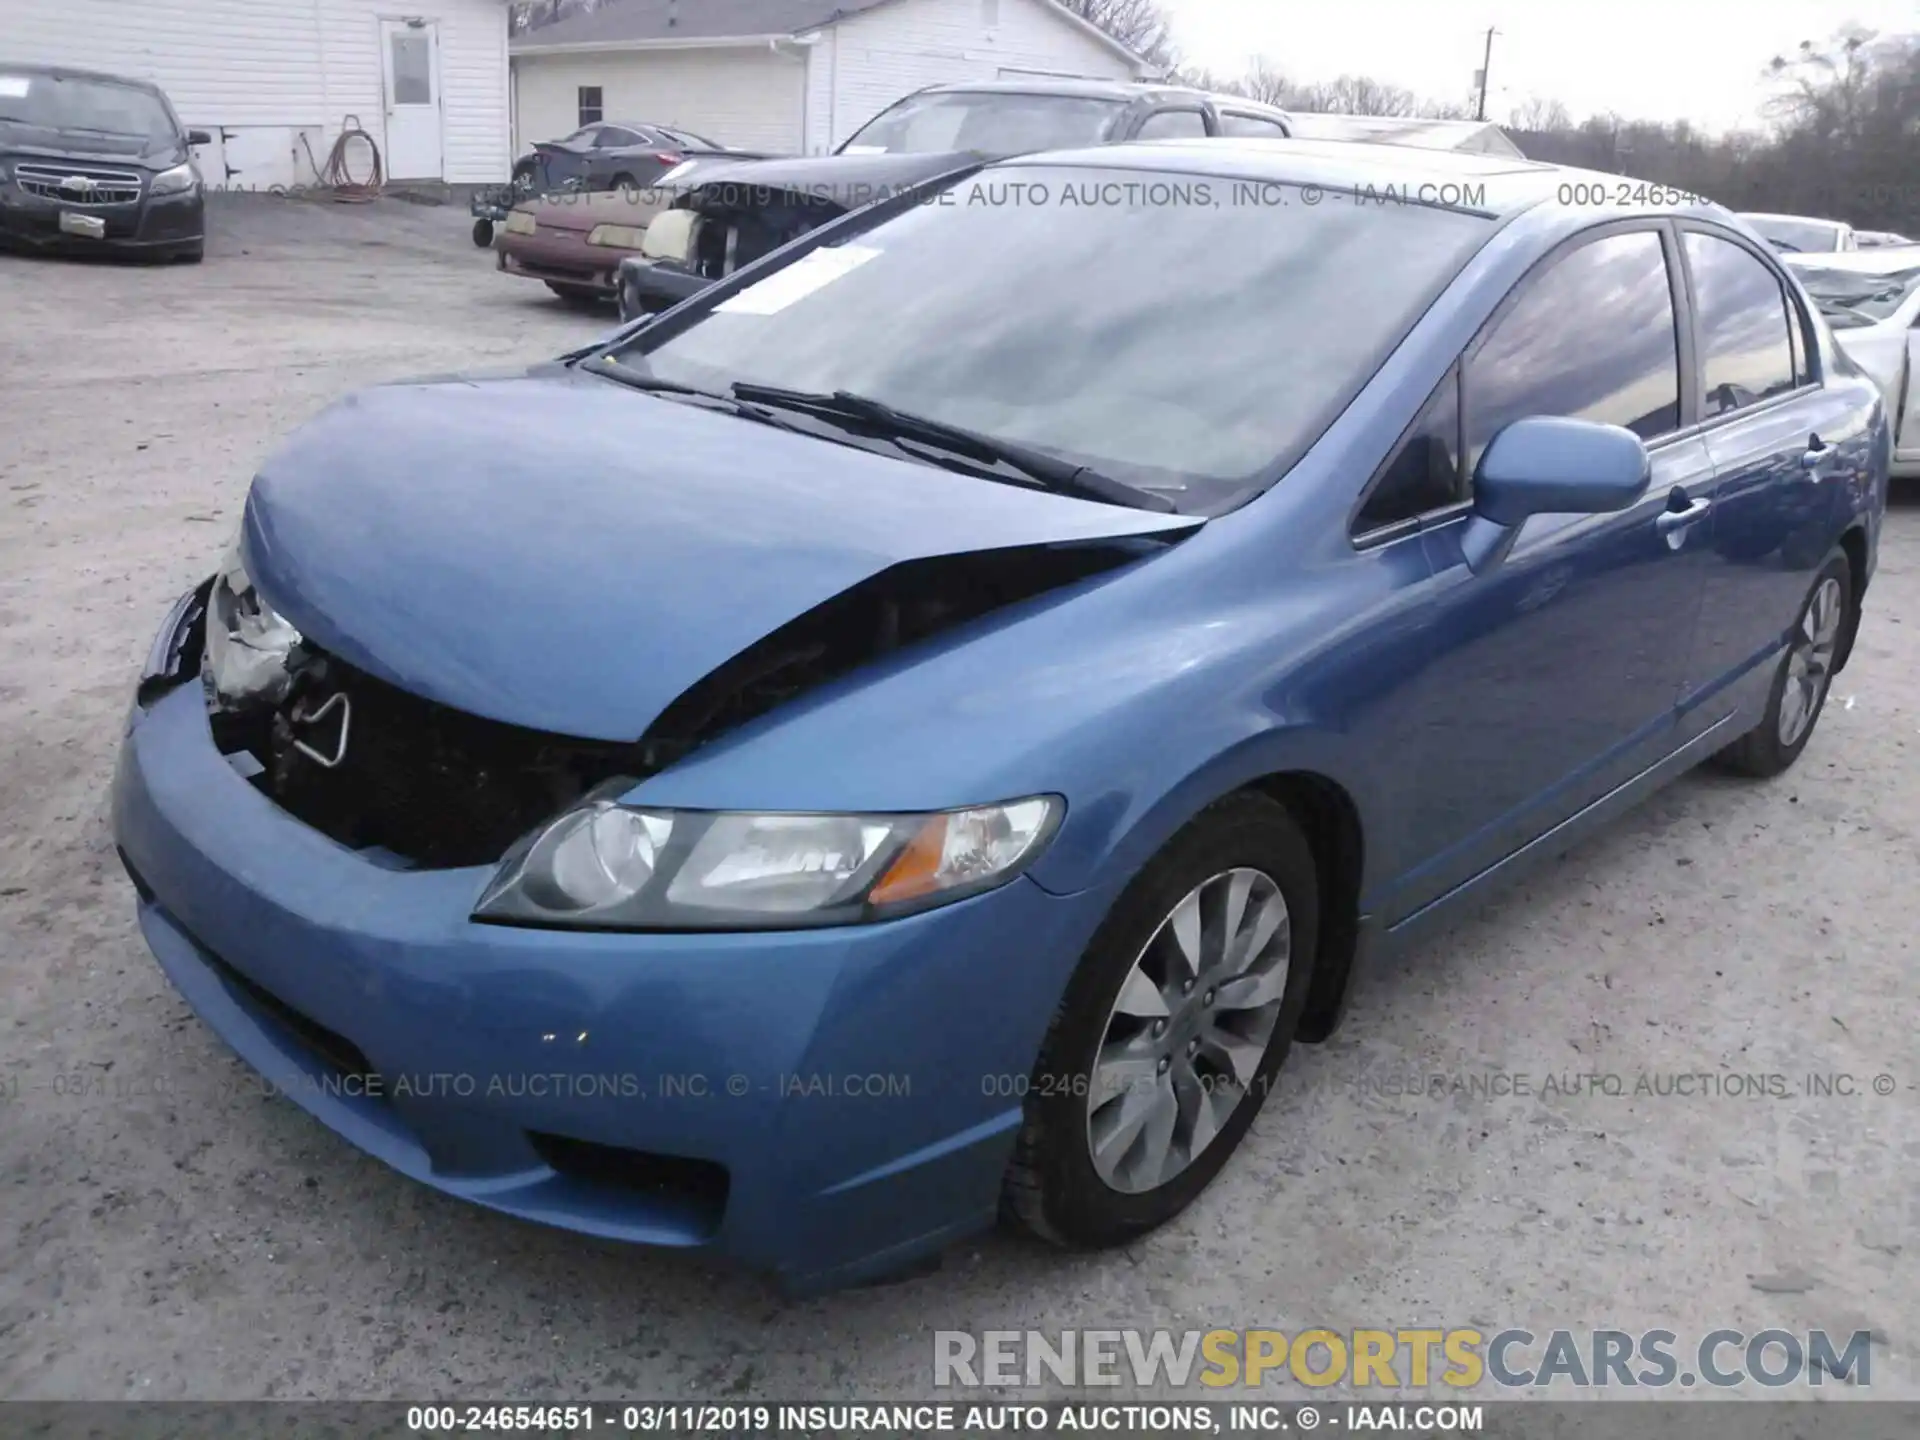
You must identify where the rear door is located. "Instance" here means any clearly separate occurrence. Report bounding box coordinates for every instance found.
[1673,226,1860,742]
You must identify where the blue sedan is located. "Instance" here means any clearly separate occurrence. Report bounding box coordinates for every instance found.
[114,138,1888,1294]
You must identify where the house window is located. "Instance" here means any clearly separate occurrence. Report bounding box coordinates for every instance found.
[578,86,604,127]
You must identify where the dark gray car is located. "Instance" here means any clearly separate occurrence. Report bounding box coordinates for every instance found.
[0,63,207,262]
[616,79,1293,321]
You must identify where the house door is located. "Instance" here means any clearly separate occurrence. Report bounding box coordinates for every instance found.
[381,19,444,180]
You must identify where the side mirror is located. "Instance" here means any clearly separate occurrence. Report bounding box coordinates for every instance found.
[186,129,214,147]
[1460,416,1651,572]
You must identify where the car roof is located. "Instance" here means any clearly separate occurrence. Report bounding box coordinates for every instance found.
[914,77,1287,115]
[1783,244,1920,273]
[0,61,166,94]
[1738,212,1846,228]
[994,136,1598,218]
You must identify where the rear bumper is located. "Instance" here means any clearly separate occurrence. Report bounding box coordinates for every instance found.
[496,233,621,292]
[0,183,204,256]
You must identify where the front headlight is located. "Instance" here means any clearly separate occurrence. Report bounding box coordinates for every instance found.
[503,208,538,236]
[203,535,302,706]
[588,223,649,249]
[473,794,1062,930]
[150,162,199,197]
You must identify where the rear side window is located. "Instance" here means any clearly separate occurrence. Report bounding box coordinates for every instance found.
[1135,109,1209,139]
[1686,232,1799,416]
[1465,229,1681,474]
[1220,112,1288,138]
[1355,368,1463,535]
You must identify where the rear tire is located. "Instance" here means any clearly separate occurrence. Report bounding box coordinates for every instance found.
[1001,791,1318,1250]
[1711,548,1851,779]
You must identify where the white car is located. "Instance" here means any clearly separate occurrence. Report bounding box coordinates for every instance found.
[1740,212,1858,253]
[1789,246,1920,477]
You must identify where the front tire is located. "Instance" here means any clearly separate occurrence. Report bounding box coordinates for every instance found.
[1002,791,1318,1250]
[472,218,495,248]
[1712,548,1851,778]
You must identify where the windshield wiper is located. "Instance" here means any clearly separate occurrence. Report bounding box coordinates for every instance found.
[586,362,817,436]
[728,383,1175,512]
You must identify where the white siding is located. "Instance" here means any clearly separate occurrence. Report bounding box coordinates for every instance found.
[510,47,806,155]
[0,0,512,184]
[805,0,1142,153]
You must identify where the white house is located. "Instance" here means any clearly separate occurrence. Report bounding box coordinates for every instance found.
[0,0,514,187]
[509,0,1152,157]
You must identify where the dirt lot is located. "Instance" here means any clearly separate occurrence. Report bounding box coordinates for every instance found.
[0,196,1915,1403]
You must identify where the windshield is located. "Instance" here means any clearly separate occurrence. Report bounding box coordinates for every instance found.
[605,165,1493,513]
[1794,262,1920,327]
[840,92,1127,156]
[0,72,177,141]
[1744,216,1844,253]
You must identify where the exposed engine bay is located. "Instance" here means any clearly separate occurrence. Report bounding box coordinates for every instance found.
[188,536,1175,870]
[678,189,849,281]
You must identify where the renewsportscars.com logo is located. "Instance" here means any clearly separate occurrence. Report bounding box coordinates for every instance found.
[933,1328,1874,1390]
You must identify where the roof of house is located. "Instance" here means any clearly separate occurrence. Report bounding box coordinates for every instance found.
[511,0,1146,67]
[1282,113,1525,158]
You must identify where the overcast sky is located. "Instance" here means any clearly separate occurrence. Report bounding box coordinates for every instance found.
[1159,0,1919,131]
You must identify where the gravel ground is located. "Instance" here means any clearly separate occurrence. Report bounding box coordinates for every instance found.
[0,196,1915,1404]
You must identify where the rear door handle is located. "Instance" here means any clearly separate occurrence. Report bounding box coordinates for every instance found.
[1656,497,1712,534]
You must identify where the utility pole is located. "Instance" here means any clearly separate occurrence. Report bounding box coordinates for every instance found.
[1475,27,1497,122]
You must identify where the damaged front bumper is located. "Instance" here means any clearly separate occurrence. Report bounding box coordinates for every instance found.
[113,649,1106,1292]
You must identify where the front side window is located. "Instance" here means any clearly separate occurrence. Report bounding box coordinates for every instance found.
[1134,109,1209,140]
[578,86,604,127]
[608,166,1493,513]
[1686,232,1798,417]
[839,91,1126,155]
[1465,229,1681,473]
[1354,369,1463,535]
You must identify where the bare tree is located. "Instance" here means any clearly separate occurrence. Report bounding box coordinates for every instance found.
[510,0,601,34]
[1054,0,1178,70]
[1509,96,1572,132]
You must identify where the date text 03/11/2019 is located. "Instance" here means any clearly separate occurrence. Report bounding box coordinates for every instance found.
[403,1402,1488,1434]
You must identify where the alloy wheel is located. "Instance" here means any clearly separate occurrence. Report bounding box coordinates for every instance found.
[1086,867,1290,1194]
[1778,575,1843,748]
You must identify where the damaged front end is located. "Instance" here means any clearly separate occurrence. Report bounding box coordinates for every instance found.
[171,531,1180,872]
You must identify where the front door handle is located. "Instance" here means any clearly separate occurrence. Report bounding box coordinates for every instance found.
[1656,497,1712,534]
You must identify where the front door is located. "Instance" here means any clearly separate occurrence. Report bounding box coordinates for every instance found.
[1379,224,1717,920]
[381,19,443,181]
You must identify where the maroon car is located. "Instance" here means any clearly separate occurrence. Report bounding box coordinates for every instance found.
[495,188,665,305]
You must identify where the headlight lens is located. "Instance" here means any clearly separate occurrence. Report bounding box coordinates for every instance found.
[474,795,1061,930]
[203,535,302,706]
[150,162,198,197]
[504,208,538,236]
[587,223,648,249]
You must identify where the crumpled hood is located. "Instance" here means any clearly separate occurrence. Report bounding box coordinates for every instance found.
[241,367,1198,742]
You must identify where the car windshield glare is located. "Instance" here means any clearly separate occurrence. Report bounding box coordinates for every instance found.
[1795,263,1920,326]
[840,92,1128,155]
[606,165,1494,513]
[0,73,176,141]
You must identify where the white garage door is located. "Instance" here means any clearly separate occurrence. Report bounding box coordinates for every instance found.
[513,47,806,154]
